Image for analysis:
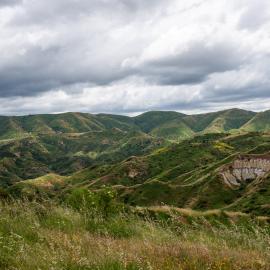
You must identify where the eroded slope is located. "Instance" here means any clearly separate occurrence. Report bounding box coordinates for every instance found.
[219,155,270,188]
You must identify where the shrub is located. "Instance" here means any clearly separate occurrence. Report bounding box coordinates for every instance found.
[66,186,121,217]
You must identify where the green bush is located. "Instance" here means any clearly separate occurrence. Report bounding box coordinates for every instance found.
[66,186,121,217]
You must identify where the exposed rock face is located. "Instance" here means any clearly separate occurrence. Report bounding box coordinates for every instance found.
[128,169,140,178]
[219,155,270,187]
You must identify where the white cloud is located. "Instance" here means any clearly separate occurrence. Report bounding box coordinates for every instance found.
[0,0,269,114]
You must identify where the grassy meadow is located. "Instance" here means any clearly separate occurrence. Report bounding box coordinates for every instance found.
[0,197,269,270]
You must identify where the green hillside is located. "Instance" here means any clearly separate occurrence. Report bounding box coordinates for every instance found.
[203,109,256,133]
[133,111,186,133]
[182,111,224,132]
[0,109,270,215]
[0,109,268,142]
[183,109,256,133]
[12,132,270,216]
[150,118,195,140]
[241,110,270,132]
[0,130,164,187]
[0,112,138,139]
[0,116,27,139]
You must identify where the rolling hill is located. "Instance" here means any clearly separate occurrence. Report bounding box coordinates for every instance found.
[0,130,164,187]
[12,132,270,216]
[0,112,138,139]
[0,108,270,216]
[199,109,256,133]
[133,111,186,133]
[241,110,270,132]
[0,108,267,142]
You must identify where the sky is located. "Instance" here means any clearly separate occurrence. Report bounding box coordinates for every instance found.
[0,0,270,115]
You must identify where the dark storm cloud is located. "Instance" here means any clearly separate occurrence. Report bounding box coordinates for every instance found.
[204,84,270,104]
[0,43,131,97]
[137,41,246,85]
[0,0,167,97]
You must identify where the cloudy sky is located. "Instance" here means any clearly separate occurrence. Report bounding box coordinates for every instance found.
[0,0,270,115]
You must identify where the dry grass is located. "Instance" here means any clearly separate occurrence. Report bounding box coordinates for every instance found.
[0,201,270,270]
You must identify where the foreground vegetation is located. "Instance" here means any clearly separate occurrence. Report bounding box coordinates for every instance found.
[0,196,270,270]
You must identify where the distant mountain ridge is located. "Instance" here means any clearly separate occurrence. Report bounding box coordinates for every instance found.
[0,108,267,141]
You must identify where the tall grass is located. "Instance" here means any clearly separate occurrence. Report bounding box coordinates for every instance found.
[0,200,269,269]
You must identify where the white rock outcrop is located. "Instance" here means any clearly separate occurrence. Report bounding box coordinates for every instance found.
[219,155,270,187]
